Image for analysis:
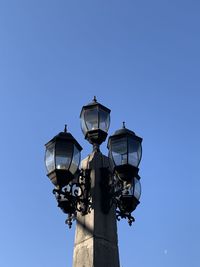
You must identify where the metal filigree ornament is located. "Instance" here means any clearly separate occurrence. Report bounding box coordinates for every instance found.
[53,169,92,228]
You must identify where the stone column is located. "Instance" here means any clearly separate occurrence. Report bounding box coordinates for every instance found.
[72,151,120,267]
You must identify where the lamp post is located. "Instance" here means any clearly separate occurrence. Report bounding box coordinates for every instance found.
[44,97,143,267]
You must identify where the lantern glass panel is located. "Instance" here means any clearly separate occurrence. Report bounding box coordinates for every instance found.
[128,137,142,167]
[84,108,98,131]
[69,145,81,175]
[80,111,88,136]
[108,150,115,170]
[55,142,73,170]
[99,108,110,132]
[111,137,127,166]
[134,178,141,200]
[45,143,55,173]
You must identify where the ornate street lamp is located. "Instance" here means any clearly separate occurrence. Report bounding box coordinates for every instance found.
[107,122,142,182]
[80,96,111,148]
[44,98,143,267]
[45,125,82,187]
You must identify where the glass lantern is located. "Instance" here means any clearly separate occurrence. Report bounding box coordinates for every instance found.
[108,124,142,181]
[45,128,82,187]
[118,176,141,213]
[80,97,111,145]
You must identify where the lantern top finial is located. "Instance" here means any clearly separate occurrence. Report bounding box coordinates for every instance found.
[123,121,126,129]
[64,124,67,133]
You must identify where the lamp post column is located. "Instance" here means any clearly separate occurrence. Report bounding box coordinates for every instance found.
[72,150,120,267]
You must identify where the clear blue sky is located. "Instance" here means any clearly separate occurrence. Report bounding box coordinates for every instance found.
[0,0,200,266]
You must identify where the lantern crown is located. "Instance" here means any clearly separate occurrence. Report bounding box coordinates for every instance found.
[80,96,111,114]
[45,130,82,152]
[110,122,142,143]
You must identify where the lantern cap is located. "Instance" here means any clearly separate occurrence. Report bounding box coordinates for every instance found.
[80,97,111,117]
[108,123,142,146]
[45,127,82,151]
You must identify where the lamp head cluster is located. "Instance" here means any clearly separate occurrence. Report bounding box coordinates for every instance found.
[45,98,143,227]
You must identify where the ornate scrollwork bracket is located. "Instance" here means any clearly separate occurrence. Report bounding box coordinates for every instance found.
[116,210,135,226]
[52,169,92,228]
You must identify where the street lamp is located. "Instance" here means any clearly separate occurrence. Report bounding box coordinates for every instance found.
[44,98,143,267]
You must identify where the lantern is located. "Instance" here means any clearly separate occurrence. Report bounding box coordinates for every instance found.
[45,126,82,187]
[80,97,110,145]
[118,177,141,213]
[108,123,142,181]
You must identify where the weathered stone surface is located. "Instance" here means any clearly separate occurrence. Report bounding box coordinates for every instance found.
[72,151,120,267]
